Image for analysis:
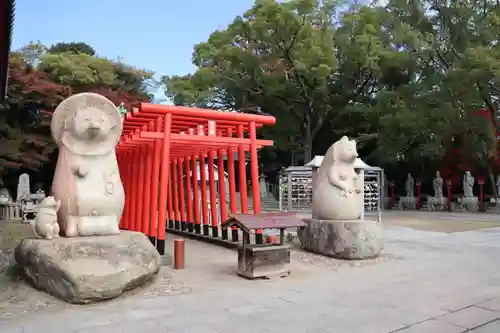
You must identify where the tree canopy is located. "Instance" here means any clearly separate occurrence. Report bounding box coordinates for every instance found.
[0,41,154,186]
[164,0,500,191]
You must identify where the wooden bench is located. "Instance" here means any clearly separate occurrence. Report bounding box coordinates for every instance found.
[222,212,305,279]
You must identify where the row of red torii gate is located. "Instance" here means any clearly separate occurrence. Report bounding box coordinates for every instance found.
[116,103,276,254]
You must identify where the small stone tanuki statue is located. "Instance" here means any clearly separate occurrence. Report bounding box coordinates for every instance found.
[433,171,444,198]
[50,92,125,237]
[405,173,415,198]
[463,171,474,197]
[32,196,61,240]
[311,136,363,220]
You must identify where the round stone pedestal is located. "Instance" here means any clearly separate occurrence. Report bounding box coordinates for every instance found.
[297,219,384,259]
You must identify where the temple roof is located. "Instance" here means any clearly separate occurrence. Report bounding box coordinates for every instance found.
[0,0,14,101]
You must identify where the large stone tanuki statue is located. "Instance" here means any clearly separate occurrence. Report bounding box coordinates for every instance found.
[299,136,383,260]
[312,136,363,220]
[15,93,160,305]
[51,92,125,237]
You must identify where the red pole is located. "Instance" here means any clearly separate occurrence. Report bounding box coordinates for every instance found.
[172,158,180,229]
[191,154,201,234]
[226,129,238,241]
[199,152,209,235]
[136,142,146,234]
[127,150,135,230]
[416,181,421,210]
[447,180,452,212]
[185,157,194,232]
[156,112,172,255]
[178,158,186,230]
[226,128,237,214]
[130,148,139,231]
[207,150,218,237]
[167,164,173,228]
[142,123,154,239]
[217,148,228,239]
[391,183,395,209]
[237,125,248,213]
[174,239,185,270]
[148,117,163,242]
[248,121,262,244]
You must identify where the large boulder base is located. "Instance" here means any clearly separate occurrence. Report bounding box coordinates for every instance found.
[14,231,161,304]
[298,219,384,260]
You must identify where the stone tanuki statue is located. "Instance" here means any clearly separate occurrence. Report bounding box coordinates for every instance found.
[433,171,443,198]
[15,93,161,305]
[312,136,363,220]
[51,92,125,237]
[463,171,474,197]
[32,196,61,240]
[299,136,383,260]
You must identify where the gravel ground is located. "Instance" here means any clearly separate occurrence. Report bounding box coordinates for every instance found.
[0,221,193,321]
[0,254,192,321]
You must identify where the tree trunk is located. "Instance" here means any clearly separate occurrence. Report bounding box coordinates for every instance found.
[488,166,497,197]
[304,114,313,163]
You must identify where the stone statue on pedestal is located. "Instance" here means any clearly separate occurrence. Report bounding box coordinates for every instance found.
[428,171,446,211]
[463,171,474,197]
[433,171,443,198]
[405,173,414,198]
[459,171,478,212]
[50,93,125,237]
[399,173,416,210]
[298,136,383,260]
[496,175,500,199]
[15,93,160,305]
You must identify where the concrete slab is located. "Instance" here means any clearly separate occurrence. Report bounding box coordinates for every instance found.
[435,307,500,329]
[1,212,500,333]
[471,319,500,332]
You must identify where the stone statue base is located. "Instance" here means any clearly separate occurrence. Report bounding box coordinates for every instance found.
[297,218,384,260]
[458,196,479,212]
[427,196,447,211]
[399,196,416,210]
[14,231,161,304]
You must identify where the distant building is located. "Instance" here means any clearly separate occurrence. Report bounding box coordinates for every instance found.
[0,0,14,101]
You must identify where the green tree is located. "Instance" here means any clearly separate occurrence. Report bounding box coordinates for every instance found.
[1,42,156,186]
[48,42,96,56]
[165,0,411,164]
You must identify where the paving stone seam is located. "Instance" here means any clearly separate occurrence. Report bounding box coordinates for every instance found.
[388,301,500,333]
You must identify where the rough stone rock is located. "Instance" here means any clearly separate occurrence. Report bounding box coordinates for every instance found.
[14,231,161,304]
[298,219,384,260]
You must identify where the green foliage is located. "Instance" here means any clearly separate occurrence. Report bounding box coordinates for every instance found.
[165,0,500,174]
[47,42,96,56]
[1,42,154,185]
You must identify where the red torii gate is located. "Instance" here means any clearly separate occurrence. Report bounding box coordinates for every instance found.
[116,103,276,254]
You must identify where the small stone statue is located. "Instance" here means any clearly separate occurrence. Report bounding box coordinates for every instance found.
[496,175,500,198]
[463,171,474,197]
[312,136,363,220]
[35,183,45,195]
[0,188,12,204]
[405,173,415,198]
[50,93,124,237]
[433,171,444,198]
[33,196,61,240]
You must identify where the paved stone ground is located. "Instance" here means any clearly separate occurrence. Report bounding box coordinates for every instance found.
[2,213,500,332]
